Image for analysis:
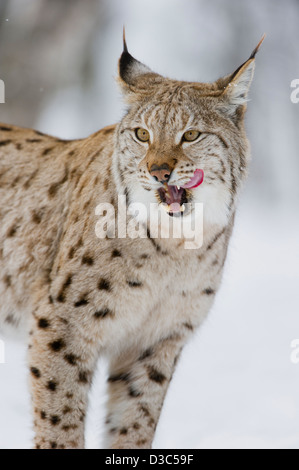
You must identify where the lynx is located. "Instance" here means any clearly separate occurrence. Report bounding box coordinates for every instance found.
[0,34,264,449]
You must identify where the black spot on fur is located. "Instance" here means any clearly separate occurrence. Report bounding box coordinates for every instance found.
[50,442,57,449]
[50,415,60,425]
[147,366,166,384]
[47,380,58,392]
[0,126,12,131]
[11,176,20,187]
[202,287,215,295]
[108,372,130,383]
[40,411,47,420]
[127,280,143,288]
[38,318,50,329]
[98,278,111,291]
[128,386,142,398]
[57,274,72,302]
[148,417,155,428]
[94,308,112,319]
[183,322,194,331]
[49,339,65,352]
[42,147,54,157]
[48,167,68,197]
[62,424,78,432]
[103,178,109,191]
[26,138,42,143]
[3,274,11,287]
[5,314,17,326]
[146,229,168,255]
[0,140,12,146]
[74,296,89,307]
[64,353,78,366]
[112,249,122,258]
[23,169,38,189]
[136,438,147,447]
[119,427,128,435]
[207,228,226,251]
[7,224,18,237]
[139,405,150,417]
[31,210,43,224]
[78,370,90,384]
[30,367,41,378]
[138,348,154,361]
[82,255,94,265]
[62,406,72,415]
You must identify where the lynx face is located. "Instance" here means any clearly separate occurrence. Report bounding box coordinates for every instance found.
[116,87,236,227]
[114,36,264,230]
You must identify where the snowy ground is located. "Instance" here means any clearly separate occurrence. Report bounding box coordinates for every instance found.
[0,200,298,449]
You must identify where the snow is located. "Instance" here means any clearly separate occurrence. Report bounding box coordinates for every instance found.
[1,201,298,449]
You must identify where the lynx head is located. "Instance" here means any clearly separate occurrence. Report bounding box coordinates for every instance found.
[113,33,264,231]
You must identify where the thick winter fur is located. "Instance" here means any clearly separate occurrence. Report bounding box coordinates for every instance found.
[0,37,262,449]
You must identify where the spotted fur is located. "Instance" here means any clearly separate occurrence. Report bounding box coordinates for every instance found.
[0,37,263,449]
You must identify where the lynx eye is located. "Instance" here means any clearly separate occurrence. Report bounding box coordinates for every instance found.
[183,130,201,142]
[135,128,150,142]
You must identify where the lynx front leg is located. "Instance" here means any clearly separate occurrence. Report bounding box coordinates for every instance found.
[28,296,99,449]
[104,333,189,449]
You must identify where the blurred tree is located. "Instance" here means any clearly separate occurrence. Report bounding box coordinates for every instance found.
[0,0,106,129]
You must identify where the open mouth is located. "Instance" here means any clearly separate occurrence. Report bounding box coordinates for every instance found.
[156,169,204,216]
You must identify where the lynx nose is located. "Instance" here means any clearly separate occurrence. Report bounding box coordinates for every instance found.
[150,164,172,184]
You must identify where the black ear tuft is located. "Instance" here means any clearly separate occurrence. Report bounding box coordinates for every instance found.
[123,26,128,53]
[118,29,154,87]
[248,33,266,60]
[118,28,164,97]
[119,26,133,82]
[217,34,265,117]
[230,33,266,83]
[119,49,137,83]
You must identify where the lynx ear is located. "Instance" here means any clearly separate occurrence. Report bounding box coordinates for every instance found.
[219,34,265,115]
[118,28,164,98]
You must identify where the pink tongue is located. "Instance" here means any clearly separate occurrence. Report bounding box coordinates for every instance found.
[182,169,204,189]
